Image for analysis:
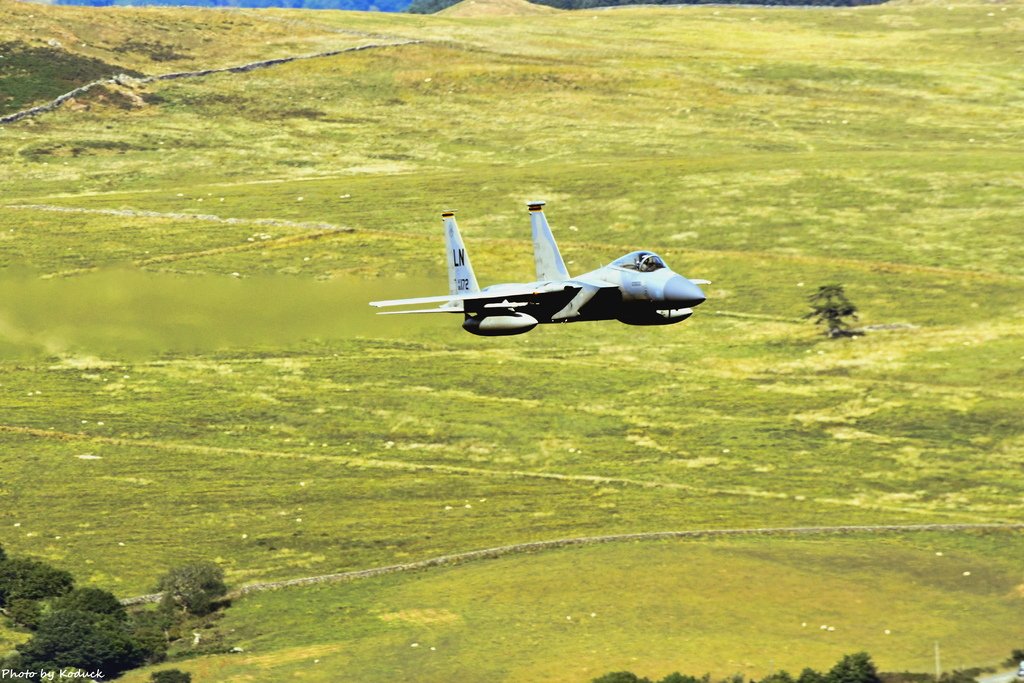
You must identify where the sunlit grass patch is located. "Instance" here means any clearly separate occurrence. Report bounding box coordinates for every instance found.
[119,533,1024,683]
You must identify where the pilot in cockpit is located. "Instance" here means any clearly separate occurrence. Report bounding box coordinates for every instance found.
[636,252,666,272]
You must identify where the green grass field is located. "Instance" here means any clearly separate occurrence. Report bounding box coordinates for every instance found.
[120,534,1024,683]
[1,0,1022,679]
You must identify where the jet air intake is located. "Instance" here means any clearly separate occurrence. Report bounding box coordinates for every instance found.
[462,313,538,336]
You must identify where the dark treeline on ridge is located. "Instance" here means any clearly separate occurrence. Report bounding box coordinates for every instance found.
[408,0,886,14]
[591,652,1003,683]
[31,0,888,13]
[40,0,411,12]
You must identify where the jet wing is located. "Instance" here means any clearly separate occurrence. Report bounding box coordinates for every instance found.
[369,293,472,308]
[370,284,588,316]
[377,307,464,315]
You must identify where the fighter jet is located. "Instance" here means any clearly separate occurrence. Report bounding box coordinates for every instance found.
[369,202,709,336]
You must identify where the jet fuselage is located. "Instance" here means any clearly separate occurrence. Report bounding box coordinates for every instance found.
[370,203,709,336]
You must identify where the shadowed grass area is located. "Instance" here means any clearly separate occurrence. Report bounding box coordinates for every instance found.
[0,41,143,116]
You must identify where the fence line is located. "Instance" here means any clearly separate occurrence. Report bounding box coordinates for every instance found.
[121,522,1024,605]
[0,41,421,125]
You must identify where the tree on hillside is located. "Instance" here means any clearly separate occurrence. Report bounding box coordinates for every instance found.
[0,558,74,606]
[54,587,128,622]
[156,561,227,617]
[5,598,43,629]
[13,609,148,678]
[660,675,709,683]
[798,668,827,683]
[1004,649,1024,667]
[804,284,859,338]
[129,609,174,665]
[151,670,192,683]
[827,653,882,683]
[592,673,653,683]
[760,673,796,683]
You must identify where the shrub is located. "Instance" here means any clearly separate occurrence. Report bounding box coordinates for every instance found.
[593,673,653,683]
[54,587,128,621]
[15,609,147,678]
[156,561,227,617]
[6,598,43,629]
[0,558,74,606]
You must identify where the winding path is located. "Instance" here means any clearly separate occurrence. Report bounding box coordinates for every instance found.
[121,522,1024,605]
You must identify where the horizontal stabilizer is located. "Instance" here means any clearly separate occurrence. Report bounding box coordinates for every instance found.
[370,293,463,308]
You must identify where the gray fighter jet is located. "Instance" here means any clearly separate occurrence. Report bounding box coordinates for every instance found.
[369,202,709,336]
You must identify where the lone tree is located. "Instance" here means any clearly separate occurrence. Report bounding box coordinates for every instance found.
[156,561,227,617]
[827,653,882,683]
[805,284,859,338]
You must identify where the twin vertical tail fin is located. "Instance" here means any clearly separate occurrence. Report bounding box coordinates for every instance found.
[442,211,480,297]
[441,204,565,299]
[528,201,570,282]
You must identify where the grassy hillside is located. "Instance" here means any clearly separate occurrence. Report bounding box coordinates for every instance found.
[0,0,388,116]
[1,0,1022,679]
[120,534,1024,682]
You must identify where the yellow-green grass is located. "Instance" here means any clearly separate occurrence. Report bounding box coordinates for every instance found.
[2,309,1022,595]
[7,153,1024,279]
[119,534,1024,682]
[3,2,1022,195]
[0,621,29,662]
[2,0,1023,676]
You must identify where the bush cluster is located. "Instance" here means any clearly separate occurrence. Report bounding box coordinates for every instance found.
[0,543,227,681]
[596,653,885,683]
[593,654,1015,683]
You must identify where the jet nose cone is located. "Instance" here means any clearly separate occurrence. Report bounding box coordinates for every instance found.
[663,275,706,307]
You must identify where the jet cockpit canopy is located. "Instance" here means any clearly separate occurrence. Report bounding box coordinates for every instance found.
[611,251,668,273]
